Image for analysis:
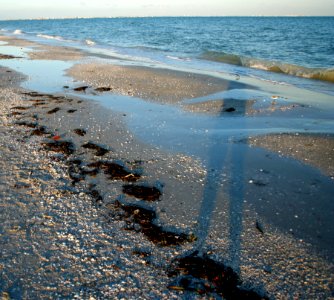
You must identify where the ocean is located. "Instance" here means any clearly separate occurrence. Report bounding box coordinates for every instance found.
[1,17,334,84]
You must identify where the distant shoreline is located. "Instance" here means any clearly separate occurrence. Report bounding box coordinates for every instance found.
[1,15,334,22]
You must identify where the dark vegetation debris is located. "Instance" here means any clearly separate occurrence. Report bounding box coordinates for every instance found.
[74,86,89,92]
[112,201,196,246]
[256,220,264,234]
[122,184,162,201]
[82,142,110,156]
[73,128,87,136]
[15,121,37,128]
[168,252,267,299]
[224,107,236,112]
[87,161,141,182]
[47,107,60,114]
[11,106,31,110]
[41,140,75,155]
[95,87,112,92]
[32,125,50,136]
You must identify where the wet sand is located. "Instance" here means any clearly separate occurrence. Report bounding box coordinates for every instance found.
[0,35,84,61]
[248,133,334,178]
[67,62,250,103]
[1,36,334,299]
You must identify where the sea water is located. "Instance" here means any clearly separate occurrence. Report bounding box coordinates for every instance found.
[1,17,334,84]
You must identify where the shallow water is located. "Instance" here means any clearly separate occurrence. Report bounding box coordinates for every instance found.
[1,43,333,162]
[1,17,334,85]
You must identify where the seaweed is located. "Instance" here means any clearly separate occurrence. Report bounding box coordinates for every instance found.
[86,186,103,206]
[168,252,267,299]
[82,142,109,156]
[113,201,196,246]
[41,140,75,155]
[122,184,162,201]
[31,129,47,136]
[68,163,85,184]
[224,107,236,112]
[87,161,140,182]
[11,106,31,110]
[22,91,47,97]
[73,128,87,136]
[0,54,21,59]
[10,111,23,116]
[95,87,112,92]
[32,101,47,107]
[47,107,60,114]
[74,86,89,92]
[66,159,99,185]
[15,121,38,128]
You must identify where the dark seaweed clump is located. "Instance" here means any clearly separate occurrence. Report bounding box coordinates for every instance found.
[0,54,21,59]
[122,184,162,201]
[87,188,103,205]
[224,107,236,112]
[22,91,48,98]
[87,161,140,182]
[15,121,37,128]
[95,87,112,92]
[47,107,60,114]
[31,126,49,136]
[73,128,87,136]
[67,159,99,185]
[168,252,267,299]
[31,100,47,106]
[113,201,196,246]
[82,142,109,156]
[42,140,75,155]
[11,106,31,110]
[74,86,89,92]
[10,111,23,116]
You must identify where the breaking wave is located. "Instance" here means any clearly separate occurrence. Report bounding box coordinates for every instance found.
[201,51,334,84]
[85,39,96,46]
[37,34,64,41]
[13,29,23,35]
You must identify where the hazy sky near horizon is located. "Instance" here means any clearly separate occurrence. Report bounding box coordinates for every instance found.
[0,0,333,19]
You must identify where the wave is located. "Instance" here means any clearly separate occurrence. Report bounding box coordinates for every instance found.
[166,55,191,62]
[37,34,64,41]
[13,29,23,35]
[85,39,96,46]
[201,51,334,84]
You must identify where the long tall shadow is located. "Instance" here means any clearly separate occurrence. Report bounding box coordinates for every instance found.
[193,93,248,273]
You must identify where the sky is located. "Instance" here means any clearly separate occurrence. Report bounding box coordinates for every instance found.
[0,0,333,19]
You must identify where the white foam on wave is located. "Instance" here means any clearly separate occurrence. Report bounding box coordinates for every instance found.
[85,39,96,46]
[37,34,64,41]
[167,55,191,62]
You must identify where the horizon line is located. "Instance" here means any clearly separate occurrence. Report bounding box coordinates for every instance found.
[1,15,334,21]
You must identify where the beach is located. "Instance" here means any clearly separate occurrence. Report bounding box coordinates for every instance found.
[1,33,334,299]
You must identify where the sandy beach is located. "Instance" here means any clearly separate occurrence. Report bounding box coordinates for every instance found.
[1,35,334,299]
